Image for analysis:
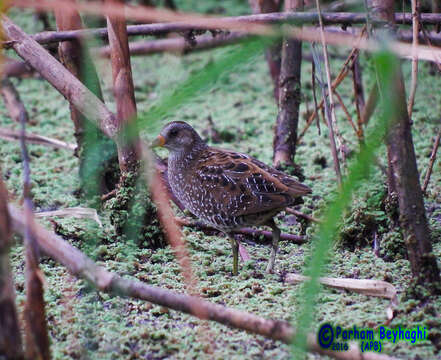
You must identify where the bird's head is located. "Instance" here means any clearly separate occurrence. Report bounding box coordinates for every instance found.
[151,121,205,154]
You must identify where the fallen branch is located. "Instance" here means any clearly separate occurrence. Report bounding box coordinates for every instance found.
[284,273,398,320]
[8,204,397,360]
[35,207,102,227]
[0,127,76,151]
[175,217,307,244]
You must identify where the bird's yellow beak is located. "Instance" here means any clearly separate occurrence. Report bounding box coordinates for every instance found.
[150,135,166,148]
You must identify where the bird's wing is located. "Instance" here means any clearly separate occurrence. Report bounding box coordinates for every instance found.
[193,148,310,217]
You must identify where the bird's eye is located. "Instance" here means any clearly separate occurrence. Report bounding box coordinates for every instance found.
[169,129,178,138]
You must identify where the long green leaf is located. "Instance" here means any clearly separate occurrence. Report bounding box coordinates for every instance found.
[291,50,399,358]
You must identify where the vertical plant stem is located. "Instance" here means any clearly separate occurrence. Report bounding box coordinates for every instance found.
[19,90,51,359]
[292,50,398,359]
[351,55,365,142]
[311,60,321,135]
[361,83,379,125]
[296,29,365,145]
[315,0,343,182]
[422,127,441,193]
[369,0,441,293]
[106,0,141,173]
[0,171,24,359]
[248,0,281,102]
[273,0,303,169]
[408,0,420,118]
[311,42,342,183]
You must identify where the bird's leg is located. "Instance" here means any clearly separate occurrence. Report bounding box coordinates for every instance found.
[228,234,239,276]
[266,218,281,273]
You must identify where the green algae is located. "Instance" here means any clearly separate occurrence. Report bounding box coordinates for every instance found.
[2,3,441,359]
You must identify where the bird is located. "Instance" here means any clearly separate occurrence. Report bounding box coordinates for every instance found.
[151,121,311,275]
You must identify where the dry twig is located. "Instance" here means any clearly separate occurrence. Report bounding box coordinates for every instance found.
[0,173,23,359]
[311,43,342,183]
[18,85,50,360]
[407,0,420,118]
[0,127,76,151]
[175,217,307,244]
[422,127,441,193]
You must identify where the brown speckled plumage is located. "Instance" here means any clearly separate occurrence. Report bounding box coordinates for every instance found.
[153,121,311,274]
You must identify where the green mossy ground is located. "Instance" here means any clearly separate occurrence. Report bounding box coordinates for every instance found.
[2,3,441,359]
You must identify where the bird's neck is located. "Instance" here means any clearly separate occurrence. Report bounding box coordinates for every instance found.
[168,142,207,171]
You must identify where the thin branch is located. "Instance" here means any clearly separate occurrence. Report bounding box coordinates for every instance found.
[361,83,379,125]
[297,29,365,144]
[0,171,24,360]
[407,0,420,118]
[97,32,248,57]
[106,0,141,172]
[285,207,321,223]
[422,127,441,193]
[315,0,344,181]
[311,42,342,183]
[175,217,307,244]
[7,204,397,360]
[10,7,441,46]
[351,54,365,142]
[311,60,321,135]
[0,127,76,151]
[334,89,358,136]
[18,84,50,360]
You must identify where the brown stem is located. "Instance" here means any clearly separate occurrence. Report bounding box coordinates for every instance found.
[18,84,51,359]
[106,0,141,173]
[54,0,98,153]
[369,0,441,293]
[351,55,365,142]
[273,0,303,168]
[248,0,282,102]
[361,82,379,125]
[297,34,364,144]
[8,205,396,360]
[422,127,441,193]
[334,89,358,136]
[0,173,24,359]
[408,0,420,118]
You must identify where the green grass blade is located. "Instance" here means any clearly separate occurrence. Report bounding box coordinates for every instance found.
[291,50,400,358]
